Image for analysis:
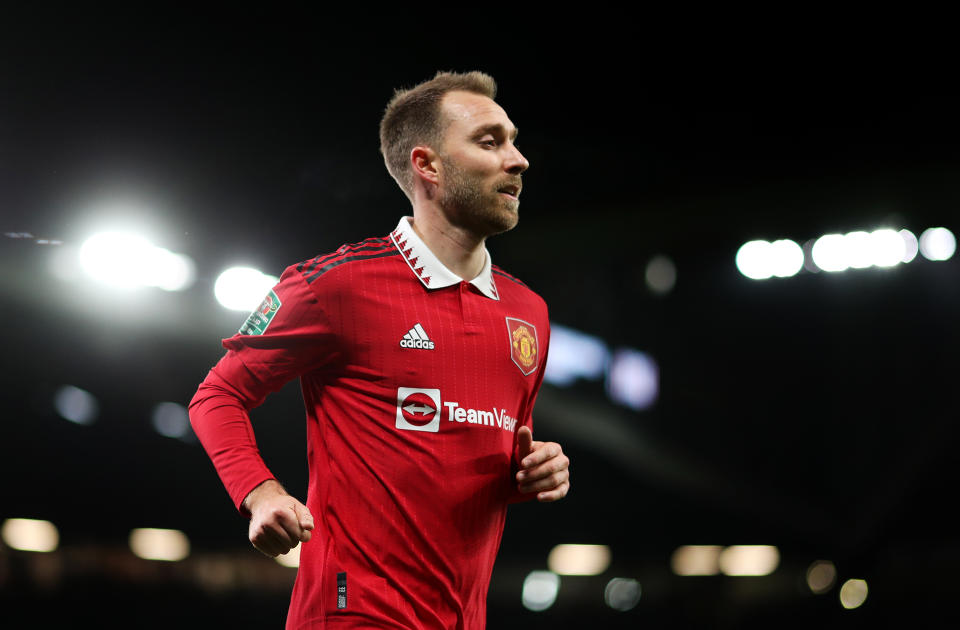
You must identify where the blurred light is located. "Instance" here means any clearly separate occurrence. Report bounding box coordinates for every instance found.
[671,545,722,576]
[802,239,820,273]
[900,229,919,263]
[547,544,611,576]
[53,385,99,425]
[645,255,677,294]
[142,247,196,291]
[129,528,190,562]
[152,402,190,439]
[275,543,301,568]
[736,239,803,280]
[806,559,837,594]
[718,545,780,576]
[604,577,641,611]
[868,229,906,268]
[79,232,154,288]
[844,231,874,269]
[522,571,560,611]
[214,267,279,311]
[543,324,610,386]
[736,240,775,280]
[919,227,956,261]
[839,578,869,609]
[811,234,849,272]
[78,232,195,291]
[1,518,59,552]
[606,349,658,410]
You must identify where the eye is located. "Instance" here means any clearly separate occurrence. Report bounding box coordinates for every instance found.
[479,138,497,148]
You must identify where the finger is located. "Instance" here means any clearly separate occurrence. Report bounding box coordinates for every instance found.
[519,442,561,470]
[516,426,534,462]
[536,480,570,503]
[519,469,569,494]
[517,451,569,482]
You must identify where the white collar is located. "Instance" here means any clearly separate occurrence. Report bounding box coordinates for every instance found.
[390,216,500,300]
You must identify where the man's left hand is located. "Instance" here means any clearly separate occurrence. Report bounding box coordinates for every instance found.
[516,426,570,502]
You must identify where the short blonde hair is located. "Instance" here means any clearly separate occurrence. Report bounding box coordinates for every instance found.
[379,71,497,201]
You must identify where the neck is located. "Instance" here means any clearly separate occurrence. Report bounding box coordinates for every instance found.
[409,207,487,282]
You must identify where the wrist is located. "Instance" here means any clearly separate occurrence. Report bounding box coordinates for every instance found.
[242,479,286,514]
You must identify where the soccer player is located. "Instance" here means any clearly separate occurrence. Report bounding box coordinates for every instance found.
[188,70,570,629]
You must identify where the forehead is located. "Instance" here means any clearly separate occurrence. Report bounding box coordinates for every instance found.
[440,90,516,136]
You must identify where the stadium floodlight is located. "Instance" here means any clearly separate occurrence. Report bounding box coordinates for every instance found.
[839,579,869,610]
[606,349,658,410]
[53,385,99,425]
[868,229,907,268]
[736,240,775,280]
[152,402,191,439]
[214,266,279,311]
[900,229,919,263]
[604,578,642,612]
[811,234,849,272]
[919,227,956,261]
[78,231,196,291]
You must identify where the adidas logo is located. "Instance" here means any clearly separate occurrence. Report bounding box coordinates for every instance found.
[400,323,435,350]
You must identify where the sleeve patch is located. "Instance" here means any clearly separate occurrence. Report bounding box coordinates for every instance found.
[239,290,282,335]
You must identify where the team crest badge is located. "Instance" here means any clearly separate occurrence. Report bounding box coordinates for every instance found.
[239,290,281,335]
[505,317,539,376]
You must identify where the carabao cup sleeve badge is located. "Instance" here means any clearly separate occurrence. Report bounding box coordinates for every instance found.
[505,317,539,376]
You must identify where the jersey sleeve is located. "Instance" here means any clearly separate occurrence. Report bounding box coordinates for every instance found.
[188,264,339,514]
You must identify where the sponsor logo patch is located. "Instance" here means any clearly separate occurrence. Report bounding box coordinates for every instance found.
[396,387,441,432]
[239,290,281,335]
[506,317,539,375]
[395,387,518,433]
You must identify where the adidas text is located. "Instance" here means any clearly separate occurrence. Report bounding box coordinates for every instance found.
[400,338,435,350]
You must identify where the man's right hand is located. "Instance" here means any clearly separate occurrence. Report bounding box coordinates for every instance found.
[242,479,314,557]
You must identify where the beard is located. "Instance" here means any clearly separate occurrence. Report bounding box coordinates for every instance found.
[436,157,521,237]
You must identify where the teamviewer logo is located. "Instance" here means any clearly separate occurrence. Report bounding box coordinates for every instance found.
[396,388,441,432]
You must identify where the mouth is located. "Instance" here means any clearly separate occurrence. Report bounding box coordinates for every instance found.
[497,183,522,201]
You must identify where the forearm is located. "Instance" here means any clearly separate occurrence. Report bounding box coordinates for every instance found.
[188,375,275,515]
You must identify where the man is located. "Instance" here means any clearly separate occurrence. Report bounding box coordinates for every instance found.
[189,70,570,629]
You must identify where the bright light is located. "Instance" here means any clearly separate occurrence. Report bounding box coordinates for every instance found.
[645,255,677,294]
[78,232,195,291]
[900,229,919,263]
[839,578,869,609]
[811,234,849,272]
[604,577,641,611]
[214,267,279,311]
[806,559,837,594]
[718,545,780,576]
[769,240,804,277]
[1,518,60,552]
[736,240,803,280]
[522,571,560,611]
[606,349,658,410]
[129,528,190,562]
[543,325,610,386]
[276,543,301,568]
[844,231,874,269]
[736,240,775,280]
[671,545,722,576]
[53,385,99,425]
[547,544,611,576]
[152,402,191,439]
[919,227,956,261]
[868,229,906,268]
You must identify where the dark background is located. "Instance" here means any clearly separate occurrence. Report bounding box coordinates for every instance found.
[2,12,958,629]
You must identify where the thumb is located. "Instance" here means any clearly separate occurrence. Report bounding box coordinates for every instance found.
[293,502,314,539]
[517,425,533,463]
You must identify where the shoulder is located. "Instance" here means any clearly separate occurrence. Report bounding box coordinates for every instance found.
[290,234,400,286]
[492,263,549,312]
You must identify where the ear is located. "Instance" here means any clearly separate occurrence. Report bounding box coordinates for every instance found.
[410,145,440,187]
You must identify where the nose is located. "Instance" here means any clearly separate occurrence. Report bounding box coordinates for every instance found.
[505,142,529,175]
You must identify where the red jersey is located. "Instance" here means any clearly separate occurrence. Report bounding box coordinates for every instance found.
[188,217,550,629]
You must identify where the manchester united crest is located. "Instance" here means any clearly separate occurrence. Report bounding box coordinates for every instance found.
[505,317,539,376]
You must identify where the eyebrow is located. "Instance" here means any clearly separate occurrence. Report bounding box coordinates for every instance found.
[471,123,519,142]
